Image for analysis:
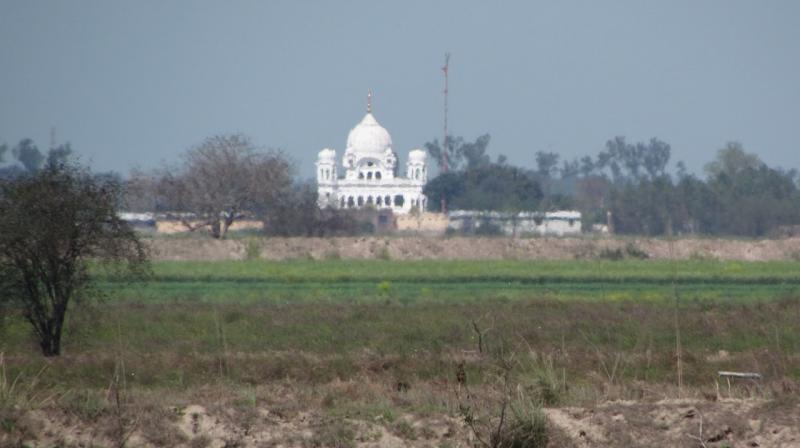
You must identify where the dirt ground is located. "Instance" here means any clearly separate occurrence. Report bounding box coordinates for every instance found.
[10,405,471,448]
[546,398,800,447]
[7,398,799,447]
[149,235,800,262]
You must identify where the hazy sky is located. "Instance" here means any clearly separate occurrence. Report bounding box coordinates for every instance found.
[1,1,798,178]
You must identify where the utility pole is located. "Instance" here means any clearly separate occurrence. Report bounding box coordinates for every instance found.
[440,52,450,213]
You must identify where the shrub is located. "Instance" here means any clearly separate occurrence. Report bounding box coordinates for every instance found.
[377,246,391,261]
[244,238,262,260]
[59,389,107,421]
[531,368,562,407]
[492,400,549,448]
[311,419,356,448]
[324,249,342,260]
[392,420,417,440]
[624,242,649,259]
[0,354,53,411]
[377,281,392,295]
[598,248,624,261]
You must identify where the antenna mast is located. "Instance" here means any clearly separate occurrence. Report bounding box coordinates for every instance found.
[440,52,451,213]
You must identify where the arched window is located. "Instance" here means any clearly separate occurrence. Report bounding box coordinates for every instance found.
[367,196,374,205]
[357,196,364,206]
[376,196,383,206]
[394,195,405,207]
[358,172,364,179]
[385,195,391,206]
[367,172,373,180]
[340,197,345,208]
[375,172,382,180]
[347,196,355,208]
[415,168,420,179]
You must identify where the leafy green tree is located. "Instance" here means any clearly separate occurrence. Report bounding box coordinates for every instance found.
[46,143,73,167]
[425,162,542,212]
[12,139,44,172]
[425,136,462,172]
[423,172,465,211]
[641,138,671,179]
[459,134,492,170]
[0,161,148,356]
[704,142,763,179]
[262,182,322,236]
[535,151,559,177]
[609,175,679,235]
[602,140,800,237]
[0,139,73,176]
[705,162,800,236]
[579,156,596,177]
[596,137,670,183]
[425,134,492,173]
[560,159,580,179]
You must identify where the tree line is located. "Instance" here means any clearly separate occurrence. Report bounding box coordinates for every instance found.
[424,135,800,237]
[3,132,799,238]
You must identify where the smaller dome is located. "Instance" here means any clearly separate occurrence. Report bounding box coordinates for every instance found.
[408,149,427,163]
[318,148,336,160]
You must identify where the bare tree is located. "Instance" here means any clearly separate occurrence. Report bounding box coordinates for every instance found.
[0,161,148,356]
[157,134,293,238]
[123,168,161,212]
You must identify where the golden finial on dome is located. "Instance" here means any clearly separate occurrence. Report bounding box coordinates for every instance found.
[367,89,372,114]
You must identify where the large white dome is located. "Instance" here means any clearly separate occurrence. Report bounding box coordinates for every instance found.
[346,113,392,157]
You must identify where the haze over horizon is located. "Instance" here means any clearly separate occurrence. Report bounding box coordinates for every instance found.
[1,0,798,178]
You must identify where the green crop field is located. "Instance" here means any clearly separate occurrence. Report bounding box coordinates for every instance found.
[3,258,800,446]
[100,259,800,303]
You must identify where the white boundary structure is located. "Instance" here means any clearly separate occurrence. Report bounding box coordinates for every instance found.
[448,210,582,236]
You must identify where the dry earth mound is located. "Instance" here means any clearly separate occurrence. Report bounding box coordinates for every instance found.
[148,236,800,261]
[547,399,800,447]
[7,399,798,447]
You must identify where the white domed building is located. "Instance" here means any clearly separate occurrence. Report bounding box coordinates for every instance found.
[316,93,427,214]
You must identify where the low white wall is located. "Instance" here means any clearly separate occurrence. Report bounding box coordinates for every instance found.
[448,210,582,236]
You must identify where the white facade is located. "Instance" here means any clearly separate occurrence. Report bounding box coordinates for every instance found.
[316,100,427,214]
[448,210,582,236]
